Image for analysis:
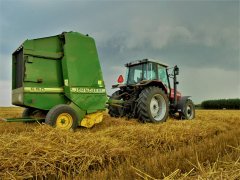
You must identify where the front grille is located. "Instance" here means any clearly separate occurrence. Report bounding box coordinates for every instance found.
[14,48,24,88]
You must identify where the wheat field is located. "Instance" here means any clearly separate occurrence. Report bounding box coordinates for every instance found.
[0,107,239,179]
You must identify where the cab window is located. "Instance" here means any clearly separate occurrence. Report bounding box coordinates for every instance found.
[158,65,168,88]
[127,64,144,84]
[147,63,158,80]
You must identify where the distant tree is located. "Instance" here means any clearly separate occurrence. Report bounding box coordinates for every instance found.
[201,99,240,109]
[194,104,202,109]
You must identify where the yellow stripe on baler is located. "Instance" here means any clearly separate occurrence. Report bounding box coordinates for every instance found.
[24,87,64,93]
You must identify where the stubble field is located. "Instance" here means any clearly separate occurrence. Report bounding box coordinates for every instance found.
[0,107,239,179]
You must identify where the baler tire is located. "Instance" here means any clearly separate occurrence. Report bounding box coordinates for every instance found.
[108,90,124,118]
[45,104,78,131]
[181,99,195,120]
[137,86,169,123]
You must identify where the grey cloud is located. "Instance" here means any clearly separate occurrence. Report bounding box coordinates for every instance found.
[178,67,240,103]
[0,54,11,81]
[0,0,239,106]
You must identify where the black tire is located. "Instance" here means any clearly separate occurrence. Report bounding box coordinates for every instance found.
[108,90,124,117]
[45,104,78,131]
[137,86,169,123]
[181,99,195,120]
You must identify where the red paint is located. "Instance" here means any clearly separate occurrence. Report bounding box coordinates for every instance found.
[170,89,181,100]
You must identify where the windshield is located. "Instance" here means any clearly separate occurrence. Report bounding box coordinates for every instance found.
[126,63,169,87]
[147,63,158,80]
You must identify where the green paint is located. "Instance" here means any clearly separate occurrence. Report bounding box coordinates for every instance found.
[12,32,108,119]
[24,87,64,93]
[3,118,45,123]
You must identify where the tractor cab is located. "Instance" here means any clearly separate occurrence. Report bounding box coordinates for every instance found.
[124,59,169,90]
[115,59,175,96]
[122,59,181,102]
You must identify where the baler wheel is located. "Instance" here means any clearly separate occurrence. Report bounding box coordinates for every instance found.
[45,105,78,131]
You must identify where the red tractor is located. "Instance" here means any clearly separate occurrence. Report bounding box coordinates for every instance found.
[108,59,195,122]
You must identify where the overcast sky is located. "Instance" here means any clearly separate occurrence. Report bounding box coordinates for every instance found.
[0,0,239,106]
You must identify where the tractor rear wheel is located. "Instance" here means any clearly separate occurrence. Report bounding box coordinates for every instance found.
[180,99,195,120]
[137,86,169,123]
[45,104,78,131]
[108,90,124,117]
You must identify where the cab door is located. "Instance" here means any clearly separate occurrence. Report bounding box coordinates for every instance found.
[157,64,169,92]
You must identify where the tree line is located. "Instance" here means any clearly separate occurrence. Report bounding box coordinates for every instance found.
[201,98,240,109]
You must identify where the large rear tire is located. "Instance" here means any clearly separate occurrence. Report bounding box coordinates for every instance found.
[108,90,124,117]
[45,104,78,131]
[137,86,169,123]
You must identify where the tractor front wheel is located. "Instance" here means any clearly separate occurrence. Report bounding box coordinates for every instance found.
[180,99,195,120]
[45,105,78,131]
[137,86,169,123]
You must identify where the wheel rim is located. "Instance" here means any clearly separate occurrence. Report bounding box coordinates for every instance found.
[150,94,167,121]
[56,113,73,129]
[186,105,193,119]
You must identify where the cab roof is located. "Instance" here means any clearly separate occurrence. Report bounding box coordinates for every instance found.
[125,58,169,67]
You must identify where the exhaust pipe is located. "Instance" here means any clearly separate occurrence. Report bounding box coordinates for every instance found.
[173,65,179,106]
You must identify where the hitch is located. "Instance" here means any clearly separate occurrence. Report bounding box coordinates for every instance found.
[1,117,45,123]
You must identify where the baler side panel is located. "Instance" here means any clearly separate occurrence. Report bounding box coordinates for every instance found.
[22,56,68,110]
[23,94,67,110]
[12,31,107,114]
[24,57,63,87]
[24,36,62,55]
[62,32,107,112]
[12,35,68,110]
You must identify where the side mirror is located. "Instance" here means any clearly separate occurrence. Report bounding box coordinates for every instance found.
[174,66,179,75]
[117,75,124,84]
